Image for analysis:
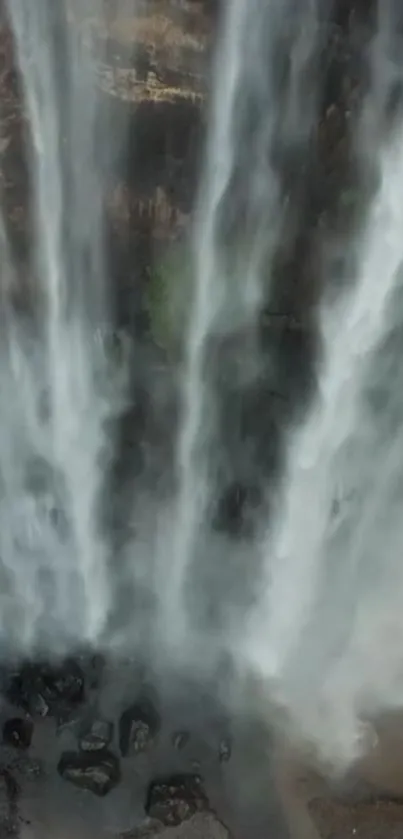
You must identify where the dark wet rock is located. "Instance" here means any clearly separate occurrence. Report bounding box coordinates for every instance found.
[57,749,120,797]
[119,696,161,757]
[6,659,84,716]
[3,717,33,750]
[79,718,114,752]
[172,731,190,751]
[41,659,84,704]
[218,738,231,764]
[145,775,208,827]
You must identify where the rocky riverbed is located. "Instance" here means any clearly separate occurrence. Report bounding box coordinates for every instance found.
[0,653,293,839]
[0,655,403,838]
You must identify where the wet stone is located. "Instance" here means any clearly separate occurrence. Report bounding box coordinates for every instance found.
[119,697,161,757]
[57,750,120,797]
[43,659,84,704]
[3,717,33,750]
[6,659,84,716]
[146,775,208,827]
[79,718,114,752]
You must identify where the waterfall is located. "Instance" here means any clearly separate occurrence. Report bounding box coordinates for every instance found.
[242,1,403,768]
[160,0,321,658]
[3,0,403,782]
[1,0,124,654]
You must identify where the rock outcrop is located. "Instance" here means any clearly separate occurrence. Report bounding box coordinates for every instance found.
[119,695,161,756]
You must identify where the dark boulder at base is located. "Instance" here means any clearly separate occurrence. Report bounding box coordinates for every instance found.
[79,718,114,752]
[3,717,33,750]
[57,750,120,797]
[145,775,209,827]
[6,658,85,716]
[119,696,161,757]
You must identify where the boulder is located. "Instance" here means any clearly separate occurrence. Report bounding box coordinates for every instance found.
[2,717,33,750]
[79,718,114,752]
[6,659,85,716]
[119,696,161,757]
[57,749,120,797]
[145,775,208,827]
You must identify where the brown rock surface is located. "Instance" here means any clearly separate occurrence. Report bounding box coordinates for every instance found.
[275,714,403,839]
[310,797,403,839]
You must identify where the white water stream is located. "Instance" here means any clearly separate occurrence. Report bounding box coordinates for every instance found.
[1,0,123,653]
[161,0,321,655]
[242,4,403,767]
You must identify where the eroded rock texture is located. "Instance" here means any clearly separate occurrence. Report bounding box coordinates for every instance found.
[57,749,121,796]
[119,696,161,757]
[5,659,85,717]
[145,774,208,826]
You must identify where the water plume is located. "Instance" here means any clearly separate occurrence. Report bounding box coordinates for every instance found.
[160,0,322,660]
[0,0,126,655]
[241,2,403,769]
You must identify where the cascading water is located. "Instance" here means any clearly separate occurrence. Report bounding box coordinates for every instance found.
[241,1,403,768]
[0,0,125,655]
[159,0,322,659]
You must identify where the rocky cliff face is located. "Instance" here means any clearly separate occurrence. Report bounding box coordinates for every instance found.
[0,0,214,331]
[0,0,381,538]
[0,0,376,336]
